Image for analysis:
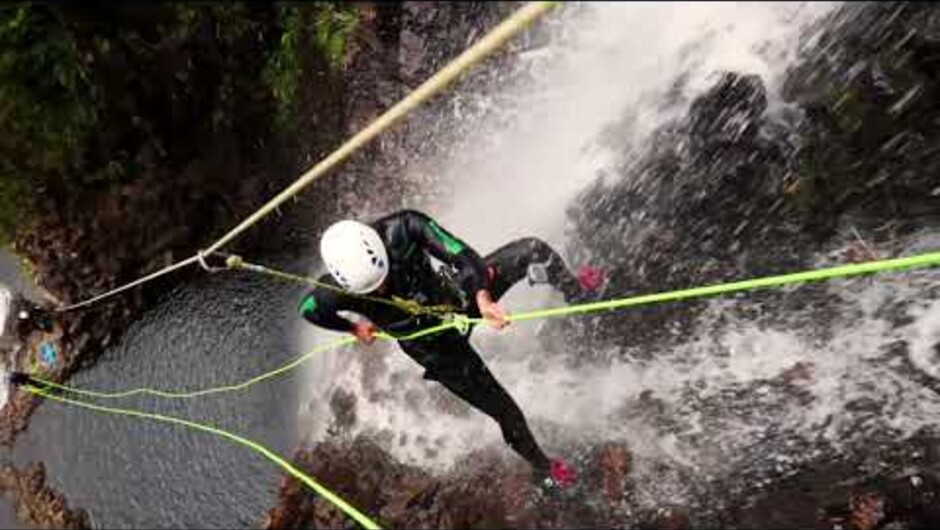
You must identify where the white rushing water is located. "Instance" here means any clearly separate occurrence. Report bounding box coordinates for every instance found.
[0,284,11,340]
[289,0,940,506]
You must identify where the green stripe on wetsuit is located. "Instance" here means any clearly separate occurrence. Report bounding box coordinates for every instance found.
[299,295,317,315]
[427,221,465,255]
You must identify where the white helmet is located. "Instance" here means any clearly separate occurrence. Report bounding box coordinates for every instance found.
[320,219,389,294]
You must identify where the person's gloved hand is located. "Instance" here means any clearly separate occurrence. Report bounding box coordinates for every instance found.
[476,290,509,330]
[351,321,377,345]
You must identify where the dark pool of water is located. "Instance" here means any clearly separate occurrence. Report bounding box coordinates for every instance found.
[13,267,314,528]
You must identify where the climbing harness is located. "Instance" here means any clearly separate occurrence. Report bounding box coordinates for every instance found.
[219,254,480,335]
[219,252,462,319]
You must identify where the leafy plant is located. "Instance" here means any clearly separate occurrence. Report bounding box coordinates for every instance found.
[263,6,305,130]
[0,3,96,242]
[314,3,358,70]
[262,3,358,131]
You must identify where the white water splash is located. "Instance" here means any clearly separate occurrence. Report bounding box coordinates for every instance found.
[0,284,11,410]
[294,2,873,494]
[426,1,839,252]
[0,285,11,339]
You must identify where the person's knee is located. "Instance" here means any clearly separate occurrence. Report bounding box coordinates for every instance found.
[519,236,549,253]
[506,237,554,265]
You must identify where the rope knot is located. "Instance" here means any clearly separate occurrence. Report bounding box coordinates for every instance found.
[390,296,426,316]
[196,250,227,273]
[196,250,212,272]
[449,313,471,335]
[225,254,245,270]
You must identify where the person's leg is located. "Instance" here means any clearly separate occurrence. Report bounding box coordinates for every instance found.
[403,333,551,472]
[483,237,583,302]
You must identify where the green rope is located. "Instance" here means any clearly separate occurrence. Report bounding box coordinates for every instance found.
[228,247,940,329]
[502,250,940,323]
[29,250,940,400]
[28,321,462,400]
[24,386,382,530]
[30,337,354,399]
[24,249,940,530]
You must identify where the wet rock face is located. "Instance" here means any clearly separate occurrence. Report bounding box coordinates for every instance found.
[0,297,77,445]
[563,1,940,356]
[0,462,91,529]
[688,72,768,154]
[723,469,940,530]
[563,68,801,355]
[264,438,940,530]
[305,1,517,234]
[781,2,940,236]
[263,438,635,530]
[576,442,632,507]
[398,2,516,84]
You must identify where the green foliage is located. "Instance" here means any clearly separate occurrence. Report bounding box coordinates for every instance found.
[263,6,305,130]
[314,4,358,70]
[0,179,26,246]
[263,3,358,131]
[0,3,96,241]
[207,4,254,46]
[0,2,360,241]
[171,4,202,42]
[0,5,95,164]
[172,3,255,46]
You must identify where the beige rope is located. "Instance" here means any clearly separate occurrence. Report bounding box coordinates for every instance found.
[57,2,558,312]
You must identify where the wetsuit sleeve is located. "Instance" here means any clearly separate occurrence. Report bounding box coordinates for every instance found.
[403,210,489,295]
[298,278,356,333]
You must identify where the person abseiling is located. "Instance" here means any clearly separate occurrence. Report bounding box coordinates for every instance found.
[299,210,605,490]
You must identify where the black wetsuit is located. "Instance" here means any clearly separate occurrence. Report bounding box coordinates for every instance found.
[299,209,582,473]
